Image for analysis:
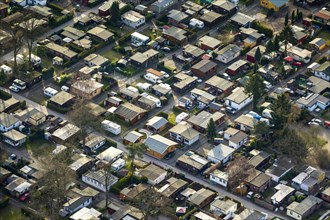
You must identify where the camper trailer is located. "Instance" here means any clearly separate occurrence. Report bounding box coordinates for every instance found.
[101,120,121,135]
[131,32,150,47]
[176,112,189,124]
[189,18,204,29]
[44,87,58,98]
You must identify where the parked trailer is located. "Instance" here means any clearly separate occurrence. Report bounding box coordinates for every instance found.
[101,120,121,135]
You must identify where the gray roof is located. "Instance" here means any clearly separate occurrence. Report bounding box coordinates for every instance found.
[245,170,271,188]
[200,11,222,23]
[14,107,45,122]
[120,87,140,99]
[83,170,118,186]
[205,75,233,91]
[0,112,20,127]
[145,134,177,154]
[169,122,199,140]
[191,59,217,73]
[61,26,85,40]
[217,44,240,58]
[115,103,146,121]
[87,26,114,41]
[2,129,26,141]
[183,44,205,57]
[161,177,188,197]
[248,151,270,168]
[110,204,143,220]
[163,26,187,41]
[316,61,330,76]
[310,38,326,48]
[49,91,75,106]
[199,35,221,49]
[84,54,109,66]
[139,164,167,181]
[230,131,248,144]
[287,196,322,216]
[63,196,92,211]
[177,151,209,170]
[146,116,168,130]
[208,144,235,161]
[227,59,247,71]
[189,188,215,206]
[212,0,236,11]
[225,87,251,104]
[69,155,93,172]
[188,111,224,129]
[230,12,255,26]
[83,133,106,148]
[52,123,81,141]
[124,131,143,143]
[130,49,159,64]
[168,9,189,22]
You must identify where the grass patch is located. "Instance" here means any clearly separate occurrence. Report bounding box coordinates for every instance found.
[316,30,330,46]
[26,138,54,157]
[101,49,123,63]
[321,108,330,121]
[0,205,26,220]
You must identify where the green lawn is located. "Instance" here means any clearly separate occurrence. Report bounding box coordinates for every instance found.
[101,49,123,63]
[316,30,330,46]
[321,108,330,121]
[0,205,26,220]
[26,138,54,157]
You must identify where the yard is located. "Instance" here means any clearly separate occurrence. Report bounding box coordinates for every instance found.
[316,30,330,46]
[321,108,330,121]
[25,135,55,157]
[0,205,26,220]
[101,49,123,63]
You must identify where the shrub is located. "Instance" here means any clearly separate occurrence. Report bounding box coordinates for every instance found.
[157,112,168,119]
[120,4,133,14]
[47,102,71,113]
[46,2,64,12]
[145,13,153,22]
[87,0,104,7]
[0,89,12,100]
[316,56,327,64]
[49,14,73,28]
[245,0,254,6]
[251,21,273,37]
[240,47,250,56]
[0,196,9,208]
[41,67,54,79]
[106,139,118,148]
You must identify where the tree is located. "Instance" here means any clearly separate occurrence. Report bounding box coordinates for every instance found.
[291,10,296,23]
[2,23,23,75]
[273,128,308,164]
[110,1,120,22]
[102,163,114,208]
[227,156,254,189]
[126,142,148,177]
[285,13,289,26]
[32,150,75,219]
[21,17,44,71]
[207,118,216,141]
[271,93,292,129]
[253,62,258,74]
[244,73,265,111]
[130,188,172,219]
[0,70,7,85]
[279,25,295,55]
[266,39,274,53]
[254,121,271,143]
[255,47,262,64]
[273,35,280,51]
[70,101,99,146]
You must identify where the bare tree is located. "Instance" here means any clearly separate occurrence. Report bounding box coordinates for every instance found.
[226,156,254,189]
[20,17,45,70]
[101,163,114,208]
[32,150,76,219]
[70,100,99,147]
[1,22,24,75]
[129,187,172,219]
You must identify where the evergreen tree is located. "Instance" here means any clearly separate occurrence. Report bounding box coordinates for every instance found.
[291,10,296,23]
[274,35,280,51]
[245,73,265,111]
[207,118,216,141]
[266,39,274,53]
[285,13,289,26]
[110,1,120,22]
[255,47,262,64]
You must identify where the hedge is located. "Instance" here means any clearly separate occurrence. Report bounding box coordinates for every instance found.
[251,21,273,37]
[0,89,12,100]
[0,196,9,208]
[120,4,133,14]
[87,0,105,7]
[110,174,147,194]
[47,102,71,113]
[157,112,169,119]
[41,67,54,79]
[49,14,73,28]
[106,139,118,148]
[46,2,64,12]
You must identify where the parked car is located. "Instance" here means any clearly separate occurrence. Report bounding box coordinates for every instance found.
[19,193,30,202]
[164,151,176,160]
[10,154,17,160]
[226,106,237,114]
[9,85,20,92]
[161,47,171,53]
[311,118,322,124]
[246,191,254,199]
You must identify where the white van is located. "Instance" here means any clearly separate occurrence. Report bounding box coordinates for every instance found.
[61,85,70,92]
[262,109,273,119]
[12,79,26,90]
[189,18,204,29]
[31,54,41,66]
[44,87,58,98]
[101,120,121,135]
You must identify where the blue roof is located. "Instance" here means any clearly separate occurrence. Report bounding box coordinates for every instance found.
[270,0,288,7]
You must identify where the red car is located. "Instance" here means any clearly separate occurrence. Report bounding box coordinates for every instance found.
[19,193,30,201]
[293,62,302,67]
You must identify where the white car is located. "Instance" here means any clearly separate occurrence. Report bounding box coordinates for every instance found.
[9,85,20,92]
[246,191,254,199]
[308,121,319,126]
[311,118,322,124]
[222,73,231,80]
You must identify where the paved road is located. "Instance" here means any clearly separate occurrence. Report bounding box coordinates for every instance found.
[1,87,288,219]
